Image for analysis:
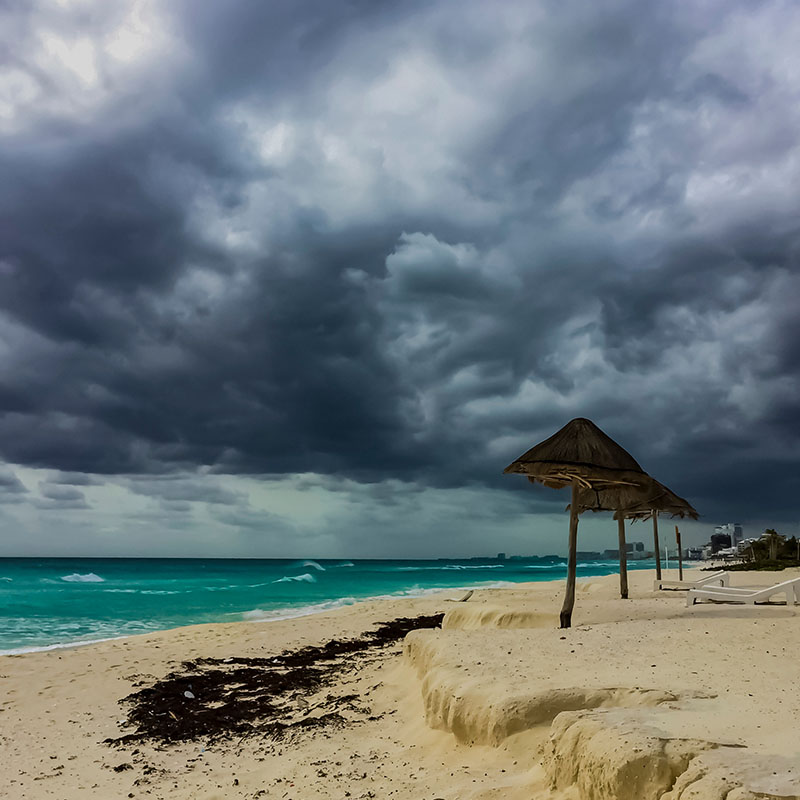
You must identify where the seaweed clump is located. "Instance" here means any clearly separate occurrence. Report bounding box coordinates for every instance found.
[105,614,443,747]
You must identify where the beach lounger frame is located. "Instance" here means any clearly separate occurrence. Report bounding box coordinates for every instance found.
[654,571,728,592]
[687,577,800,606]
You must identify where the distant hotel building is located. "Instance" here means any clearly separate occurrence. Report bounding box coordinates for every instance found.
[603,542,647,560]
[714,523,744,547]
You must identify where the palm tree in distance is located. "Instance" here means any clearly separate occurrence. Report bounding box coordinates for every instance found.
[763,529,785,562]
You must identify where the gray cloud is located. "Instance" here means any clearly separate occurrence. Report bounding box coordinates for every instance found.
[0,466,28,504]
[210,506,294,533]
[0,0,799,555]
[34,482,90,510]
[48,471,105,486]
[126,478,244,506]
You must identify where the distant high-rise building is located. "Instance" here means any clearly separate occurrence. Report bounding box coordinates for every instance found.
[715,523,742,545]
[604,542,646,559]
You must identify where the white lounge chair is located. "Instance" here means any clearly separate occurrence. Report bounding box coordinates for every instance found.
[654,571,729,591]
[687,576,800,607]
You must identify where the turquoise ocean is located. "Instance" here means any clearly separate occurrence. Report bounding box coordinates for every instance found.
[0,557,657,655]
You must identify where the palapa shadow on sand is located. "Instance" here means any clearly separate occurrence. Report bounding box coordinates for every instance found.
[105,614,444,747]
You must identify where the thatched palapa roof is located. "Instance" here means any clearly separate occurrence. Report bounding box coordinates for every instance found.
[503,417,648,490]
[572,476,699,520]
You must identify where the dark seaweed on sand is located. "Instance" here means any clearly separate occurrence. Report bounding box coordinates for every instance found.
[105,614,444,746]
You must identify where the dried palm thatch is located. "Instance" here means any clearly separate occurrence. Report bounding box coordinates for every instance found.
[504,418,651,627]
[619,478,698,581]
[572,476,698,520]
[570,475,699,589]
[503,417,648,490]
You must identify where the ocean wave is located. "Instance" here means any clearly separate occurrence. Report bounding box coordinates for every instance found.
[379,580,516,597]
[396,564,505,571]
[524,563,567,569]
[238,580,518,626]
[0,635,125,657]
[241,597,357,622]
[332,561,354,568]
[273,573,316,584]
[395,566,440,571]
[0,577,12,581]
[140,590,181,595]
[299,560,325,571]
[103,588,138,593]
[60,573,105,583]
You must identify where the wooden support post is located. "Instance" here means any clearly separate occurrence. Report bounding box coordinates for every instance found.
[560,480,580,629]
[618,515,629,599]
[652,512,662,580]
[676,525,683,581]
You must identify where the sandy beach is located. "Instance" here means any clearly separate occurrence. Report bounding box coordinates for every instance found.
[2,568,798,800]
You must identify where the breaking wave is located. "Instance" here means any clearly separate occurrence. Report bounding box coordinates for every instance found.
[241,597,357,621]
[273,573,316,584]
[397,564,505,571]
[60,573,105,583]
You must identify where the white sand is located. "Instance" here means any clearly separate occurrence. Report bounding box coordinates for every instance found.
[1,568,798,799]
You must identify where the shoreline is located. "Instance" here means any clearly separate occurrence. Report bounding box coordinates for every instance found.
[0,560,669,657]
[0,579,515,658]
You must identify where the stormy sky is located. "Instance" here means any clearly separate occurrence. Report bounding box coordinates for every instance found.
[1,0,799,557]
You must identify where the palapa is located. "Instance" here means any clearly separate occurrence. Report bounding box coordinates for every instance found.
[504,417,647,490]
[617,478,698,581]
[504,417,650,627]
[572,475,699,588]
[573,478,698,520]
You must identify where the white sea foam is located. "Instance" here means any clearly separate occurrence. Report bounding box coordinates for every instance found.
[60,573,105,583]
[0,635,124,656]
[525,563,567,569]
[0,577,12,581]
[333,561,354,568]
[300,560,326,571]
[397,564,505,571]
[381,580,515,597]
[103,588,138,593]
[241,597,357,622]
[239,580,519,626]
[140,590,180,595]
[273,573,316,584]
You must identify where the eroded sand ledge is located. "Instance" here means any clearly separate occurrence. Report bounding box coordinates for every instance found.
[404,570,800,799]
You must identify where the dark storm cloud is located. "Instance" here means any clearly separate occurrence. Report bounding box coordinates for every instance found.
[1,0,799,531]
[0,467,28,503]
[34,482,90,510]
